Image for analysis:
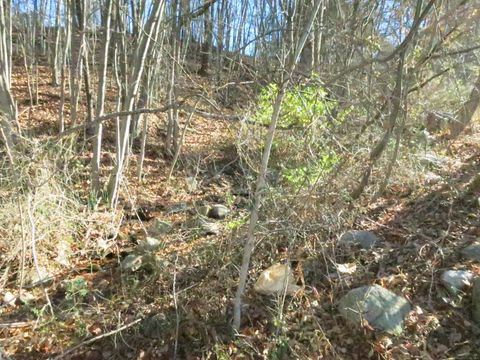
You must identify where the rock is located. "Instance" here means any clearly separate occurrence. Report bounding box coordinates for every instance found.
[167,202,191,214]
[418,153,448,167]
[185,177,198,192]
[149,219,172,236]
[462,242,480,261]
[196,204,211,216]
[25,267,53,287]
[441,270,473,294]
[472,278,480,324]
[208,204,230,219]
[55,239,72,266]
[338,285,411,335]
[339,230,379,249]
[18,291,35,304]
[198,217,220,235]
[121,254,144,272]
[138,237,163,252]
[425,172,443,185]
[3,291,16,307]
[254,263,301,295]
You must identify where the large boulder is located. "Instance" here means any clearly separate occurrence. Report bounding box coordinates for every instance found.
[339,230,379,249]
[338,285,411,335]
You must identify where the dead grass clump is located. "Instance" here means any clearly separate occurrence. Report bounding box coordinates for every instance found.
[0,140,85,291]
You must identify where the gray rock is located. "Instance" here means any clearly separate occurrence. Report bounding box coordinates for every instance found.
[149,219,172,236]
[425,172,443,185]
[441,270,473,294]
[185,177,198,192]
[339,230,379,249]
[338,285,411,335]
[462,242,480,261]
[3,291,16,307]
[198,218,220,235]
[167,202,191,214]
[138,237,163,252]
[208,204,230,219]
[121,254,143,272]
[472,278,480,324]
[418,153,449,167]
[25,267,53,287]
[55,239,72,266]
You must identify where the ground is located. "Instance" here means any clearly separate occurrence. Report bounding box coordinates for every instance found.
[1,66,480,359]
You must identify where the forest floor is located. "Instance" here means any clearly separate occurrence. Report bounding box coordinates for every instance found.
[1,66,480,359]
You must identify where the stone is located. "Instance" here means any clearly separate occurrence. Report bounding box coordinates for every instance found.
[462,242,480,262]
[339,230,379,249]
[441,270,473,294]
[18,291,35,304]
[197,205,211,216]
[338,285,411,335]
[149,219,172,236]
[25,267,53,287]
[55,239,72,266]
[138,237,163,252]
[198,217,220,235]
[3,291,16,307]
[121,254,144,272]
[207,204,230,219]
[167,202,191,214]
[254,263,301,295]
[185,177,198,192]
[418,153,448,167]
[425,172,443,185]
[472,278,480,324]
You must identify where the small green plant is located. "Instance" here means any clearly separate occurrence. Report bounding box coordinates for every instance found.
[226,215,248,230]
[65,277,89,305]
[282,152,339,191]
[74,318,88,338]
[224,191,235,208]
[213,344,231,360]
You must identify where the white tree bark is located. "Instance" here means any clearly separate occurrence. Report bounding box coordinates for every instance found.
[107,0,165,207]
[232,0,324,331]
[91,0,113,195]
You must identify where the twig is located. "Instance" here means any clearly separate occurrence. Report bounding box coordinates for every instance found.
[173,254,180,360]
[0,321,35,328]
[168,100,200,181]
[53,318,143,359]
[26,193,54,316]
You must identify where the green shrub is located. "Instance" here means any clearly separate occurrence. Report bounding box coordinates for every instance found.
[253,82,334,128]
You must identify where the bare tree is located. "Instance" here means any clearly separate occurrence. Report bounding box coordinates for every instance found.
[0,0,17,161]
[232,0,324,331]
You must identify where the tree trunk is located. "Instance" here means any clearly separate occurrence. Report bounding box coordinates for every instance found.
[232,0,324,331]
[107,0,165,207]
[0,0,17,160]
[91,0,113,195]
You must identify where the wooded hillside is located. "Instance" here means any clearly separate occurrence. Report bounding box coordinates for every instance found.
[1,0,480,359]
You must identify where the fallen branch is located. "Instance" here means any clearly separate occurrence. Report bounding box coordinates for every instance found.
[57,104,177,139]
